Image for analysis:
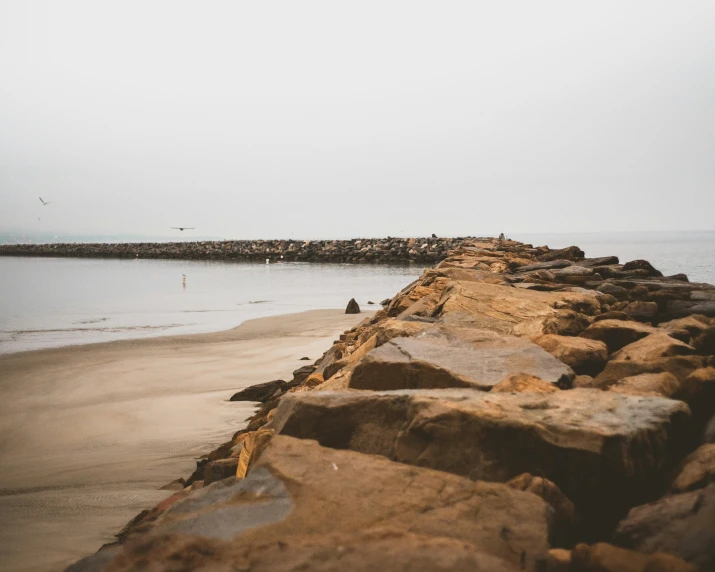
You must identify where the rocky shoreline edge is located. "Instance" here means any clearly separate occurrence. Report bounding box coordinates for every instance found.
[69,238,715,571]
[0,236,469,264]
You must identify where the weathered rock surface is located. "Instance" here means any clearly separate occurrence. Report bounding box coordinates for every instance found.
[613,483,715,570]
[78,436,555,571]
[593,356,708,390]
[609,372,681,398]
[434,280,598,337]
[274,388,691,535]
[610,334,695,362]
[349,329,574,391]
[76,530,521,572]
[491,373,560,394]
[533,334,608,375]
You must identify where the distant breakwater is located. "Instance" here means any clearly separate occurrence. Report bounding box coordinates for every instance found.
[0,237,473,264]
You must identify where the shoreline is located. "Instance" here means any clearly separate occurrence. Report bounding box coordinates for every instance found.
[0,309,369,572]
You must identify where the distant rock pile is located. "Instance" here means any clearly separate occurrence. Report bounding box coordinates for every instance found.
[0,237,473,263]
[69,238,715,572]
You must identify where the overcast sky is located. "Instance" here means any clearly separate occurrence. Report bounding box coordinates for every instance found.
[1,1,713,239]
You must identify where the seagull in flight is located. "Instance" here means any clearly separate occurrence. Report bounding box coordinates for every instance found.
[39,197,51,206]
[171,227,195,231]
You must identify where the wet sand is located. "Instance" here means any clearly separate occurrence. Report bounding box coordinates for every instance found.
[0,309,367,572]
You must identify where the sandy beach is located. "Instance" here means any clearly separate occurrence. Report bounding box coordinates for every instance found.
[0,309,367,572]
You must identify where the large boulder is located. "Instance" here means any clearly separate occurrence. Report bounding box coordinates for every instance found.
[610,333,695,362]
[608,372,681,398]
[274,389,692,536]
[79,529,521,572]
[83,436,555,571]
[593,356,708,390]
[532,334,608,376]
[579,320,660,353]
[433,281,598,337]
[613,483,715,570]
[349,328,574,391]
[658,315,711,340]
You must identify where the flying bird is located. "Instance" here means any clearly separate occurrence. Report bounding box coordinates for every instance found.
[39,197,51,205]
[171,227,195,231]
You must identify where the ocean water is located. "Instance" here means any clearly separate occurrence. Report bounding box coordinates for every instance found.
[0,258,422,354]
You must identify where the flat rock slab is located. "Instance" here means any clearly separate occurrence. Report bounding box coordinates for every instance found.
[350,330,574,390]
[434,280,599,337]
[613,483,715,570]
[77,436,553,571]
[274,388,691,535]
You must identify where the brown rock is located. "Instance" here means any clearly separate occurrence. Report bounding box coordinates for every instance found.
[97,436,554,571]
[692,325,715,355]
[609,372,681,398]
[569,543,695,572]
[491,373,560,394]
[349,328,574,391]
[345,298,361,314]
[611,334,695,362]
[658,315,711,340]
[434,280,598,337]
[623,300,659,321]
[613,483,715,570]
[533,334,608,375]
[622,259,663,277]
[579,319,660,353]
[573,374,596,388]
[90,529,520,572]
[669,444,715,494]
[594,310,630,322]
[593,356,708,390]
[275,388,691,536]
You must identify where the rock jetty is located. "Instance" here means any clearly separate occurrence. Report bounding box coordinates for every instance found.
[0,237,472,263]
[68,238,715,571]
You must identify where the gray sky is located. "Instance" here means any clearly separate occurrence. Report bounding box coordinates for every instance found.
[1,1,714,239]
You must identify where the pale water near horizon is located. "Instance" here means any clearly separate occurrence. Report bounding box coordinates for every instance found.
[1,231,713,354]
[0,259,422,354]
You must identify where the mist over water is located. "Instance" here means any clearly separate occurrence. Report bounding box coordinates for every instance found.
[0,258,422,354]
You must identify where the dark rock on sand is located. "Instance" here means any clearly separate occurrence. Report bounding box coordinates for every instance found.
[230,380,293,402]
[345,298,361,314]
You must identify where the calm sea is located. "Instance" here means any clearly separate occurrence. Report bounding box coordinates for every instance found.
[0,259,422,354]
[1,231,713,354]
